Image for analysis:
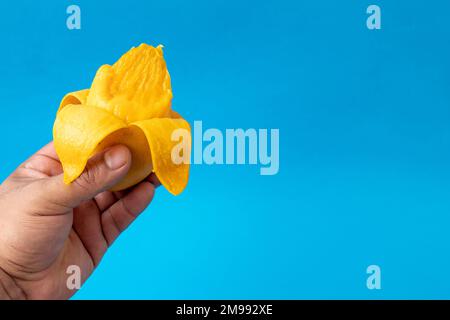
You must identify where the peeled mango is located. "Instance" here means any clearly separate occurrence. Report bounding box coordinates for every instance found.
[53,44,191,195]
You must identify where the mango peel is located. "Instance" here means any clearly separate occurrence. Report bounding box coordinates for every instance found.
[53,44,191,195]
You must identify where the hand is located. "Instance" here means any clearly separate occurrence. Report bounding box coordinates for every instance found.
[0,142,158,300]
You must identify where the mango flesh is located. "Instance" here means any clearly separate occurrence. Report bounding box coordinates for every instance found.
[87,44,173,122]
[53,44,191,195]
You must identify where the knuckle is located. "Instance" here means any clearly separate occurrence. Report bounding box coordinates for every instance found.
[75,162,100,191]
[73,176,91,194]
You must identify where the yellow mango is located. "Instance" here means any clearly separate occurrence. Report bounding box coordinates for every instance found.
[53,44,191,195]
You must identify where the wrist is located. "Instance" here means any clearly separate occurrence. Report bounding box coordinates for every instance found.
[0,266,26,300]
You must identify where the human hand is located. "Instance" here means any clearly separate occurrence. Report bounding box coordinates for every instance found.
[0,142,158,299]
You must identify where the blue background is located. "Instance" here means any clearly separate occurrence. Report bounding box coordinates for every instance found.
[0,0,450,299]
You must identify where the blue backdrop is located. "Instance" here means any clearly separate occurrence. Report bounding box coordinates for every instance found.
[1,0,450,299]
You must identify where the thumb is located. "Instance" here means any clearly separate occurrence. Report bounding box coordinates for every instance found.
[37,145,132,209]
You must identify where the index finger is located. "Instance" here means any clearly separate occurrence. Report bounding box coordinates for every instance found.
[34,141,59,161]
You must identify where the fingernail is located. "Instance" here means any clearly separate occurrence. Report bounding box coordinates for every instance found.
[104,146,129,170]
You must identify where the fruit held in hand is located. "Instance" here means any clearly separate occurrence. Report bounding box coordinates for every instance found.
[53,44,191,195]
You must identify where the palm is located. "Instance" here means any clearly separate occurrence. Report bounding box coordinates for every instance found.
[0,142,156,299]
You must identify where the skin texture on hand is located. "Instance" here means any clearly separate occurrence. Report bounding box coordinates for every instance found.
[0,142,159,299]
